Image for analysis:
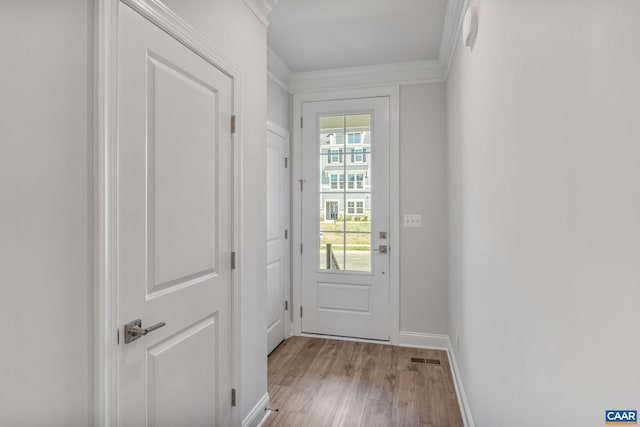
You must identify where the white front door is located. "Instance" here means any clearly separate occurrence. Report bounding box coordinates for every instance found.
[117,4,233,425]
[266,124,290,354]
[301,97,390,340]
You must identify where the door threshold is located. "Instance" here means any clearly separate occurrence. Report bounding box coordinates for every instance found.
[299,332,390,345]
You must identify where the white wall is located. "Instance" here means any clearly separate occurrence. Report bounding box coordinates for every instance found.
[447,1,640,425]
[0,1,93,425]
[399,83,449,335]
[159,0,269,420]
[267,76,290,131]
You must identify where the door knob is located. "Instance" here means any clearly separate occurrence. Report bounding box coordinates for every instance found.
[124,319,166,344]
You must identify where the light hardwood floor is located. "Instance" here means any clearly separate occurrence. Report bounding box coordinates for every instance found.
[264,336,464,427]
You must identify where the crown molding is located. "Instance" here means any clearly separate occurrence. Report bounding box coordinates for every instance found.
[243,0,278,27]
[440,0,469,74]
[267,0,468,92]
[289,60,446,93]
[267,48,293,92]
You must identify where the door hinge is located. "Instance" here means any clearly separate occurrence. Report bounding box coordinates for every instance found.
[284,157,289,168]
[300,243,303,254]
[231,388,236,407]
[231,115,236,134]
[231,251,236,270]
[300,117,303,128]
[300,306,303,318]
[285,229,288,239]
[285,301,288,311]
[117,328,120,345]
[299,179,305,191]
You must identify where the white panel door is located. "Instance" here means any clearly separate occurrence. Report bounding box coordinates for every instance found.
[117,4,233,426]
[266,125,290,354]
[301,97,390,340]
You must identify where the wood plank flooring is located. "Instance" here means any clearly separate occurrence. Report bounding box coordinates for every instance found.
[264,336,464,427]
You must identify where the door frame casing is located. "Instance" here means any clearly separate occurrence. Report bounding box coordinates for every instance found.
[94,1,242,425]
[291,86,400,344]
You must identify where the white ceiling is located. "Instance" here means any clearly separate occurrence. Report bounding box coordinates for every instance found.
[268,0,450,73]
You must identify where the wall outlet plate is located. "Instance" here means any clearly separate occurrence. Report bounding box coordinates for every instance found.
[403,214,422,228]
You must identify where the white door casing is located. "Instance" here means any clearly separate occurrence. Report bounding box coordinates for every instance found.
[266,122,291,354]
[300,97,390,341]
[116,3,233,425]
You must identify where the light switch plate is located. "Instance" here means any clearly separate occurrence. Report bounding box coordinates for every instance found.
[403,214,422,228]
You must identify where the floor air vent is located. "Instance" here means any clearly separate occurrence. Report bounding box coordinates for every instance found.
[411,357,441,365]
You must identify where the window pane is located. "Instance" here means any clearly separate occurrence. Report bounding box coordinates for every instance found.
[343,232,371,272]
[347,132,363,144]
[346,146,370,194]
[320,195,345,232]
[346,114,371,129]
[346,114,371,150]
[319,115,345,150]
[346,202,371,232]
[319,232,344,271]
[319,155,343,193]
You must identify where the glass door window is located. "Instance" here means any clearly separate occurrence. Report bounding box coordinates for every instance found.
[319,114,372,272]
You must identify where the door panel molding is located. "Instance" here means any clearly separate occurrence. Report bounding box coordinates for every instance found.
[95,1,242,425]
[292,86,400,345]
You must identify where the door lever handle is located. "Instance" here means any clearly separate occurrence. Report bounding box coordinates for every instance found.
[124,319,166,344]
[372,245,388,254]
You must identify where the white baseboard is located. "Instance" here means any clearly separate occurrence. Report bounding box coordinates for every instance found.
[446,338,475,427]
[398,331,474,426]
[242,393,271,427]
[398,331,449,350]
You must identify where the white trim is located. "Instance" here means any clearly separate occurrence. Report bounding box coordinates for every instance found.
[93,0,118,427]
[267,48,293,92]
[447,338,475,427]
[243,0,278,27]
[241,393,271,427]
[388,86,400,345]
[266,119,290,141]
[95,1,243,425]
[289,60,445,93]
[267,0,468,91]
[94,1,119,425]
[398,331,449,350]
[232,71,244,427]
[440,0,468,75]
[291,86,400,345]
[123,0,239,76]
